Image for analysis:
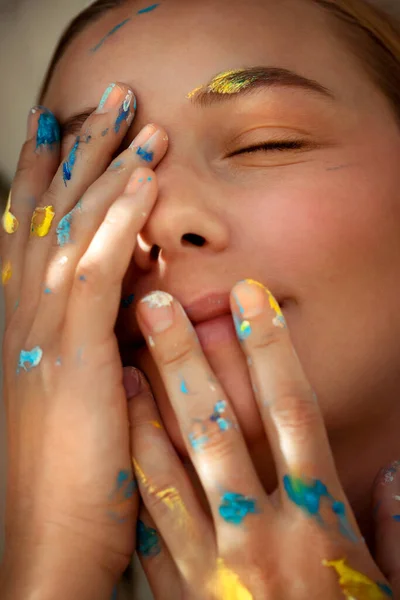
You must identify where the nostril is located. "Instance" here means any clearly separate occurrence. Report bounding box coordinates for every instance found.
[181,233,206,247]
[150,244,161,260]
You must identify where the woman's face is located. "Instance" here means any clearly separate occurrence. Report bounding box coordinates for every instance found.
[44,0,400,478]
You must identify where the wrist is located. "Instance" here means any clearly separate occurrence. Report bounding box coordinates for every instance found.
[0,536,120,600]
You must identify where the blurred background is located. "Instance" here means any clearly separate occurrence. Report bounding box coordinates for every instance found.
[0,0,399,597]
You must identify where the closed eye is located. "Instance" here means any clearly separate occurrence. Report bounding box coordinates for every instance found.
[229,140,307,157]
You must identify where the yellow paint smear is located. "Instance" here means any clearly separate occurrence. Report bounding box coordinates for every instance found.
[30,205,55,237]
[2,261,12,285]
[2,192,19,234]
[323,558,390,600]
[150,420,163,429]
[207,558,253,600]
[132,458,189,525]
[187,69,257,99]
[245,279,286,328]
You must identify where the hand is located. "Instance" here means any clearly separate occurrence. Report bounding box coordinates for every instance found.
[373,460,400,597]
[128,280,394,599]
[0,83,168,598]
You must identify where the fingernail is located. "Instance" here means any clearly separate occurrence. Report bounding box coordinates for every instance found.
[122,366,142,398]
[129,124,159,162]
[96,83,127,113]
[233,280,286,328]
[31,107,60,148]
[140,291,175,333]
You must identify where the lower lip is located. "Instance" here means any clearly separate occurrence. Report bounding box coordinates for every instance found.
[194,314,237,350]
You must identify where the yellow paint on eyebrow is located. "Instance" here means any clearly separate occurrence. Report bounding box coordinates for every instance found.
[2,191,19,234]
[132,458,189,525]
[187,69,258,99]
[30,205,55,237]
[2,260,12,285]
[323,558,390,600]
[207,558,253,600]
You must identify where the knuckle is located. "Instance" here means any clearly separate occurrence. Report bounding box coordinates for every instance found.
[197,424,234,465]
[14,141,37,178]
[271,388,319,433]
[158,337,196,369]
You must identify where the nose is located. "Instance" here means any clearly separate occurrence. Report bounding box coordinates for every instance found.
[136,163,230,266]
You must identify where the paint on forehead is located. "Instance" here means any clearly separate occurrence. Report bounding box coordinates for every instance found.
[219,491,258,525]
[136,519,161,557]
[323,558,393,599]
[91,18,132,53]
[30,205,55,237]
[207,558,253,600]
[63,136,80,186]
[17,346,43,374]
[57,210,74,247]
[284,474,359,543]
[187,69,259,99]
[137,3,160,14]
[35,108,60,149]
[2,191,19,234]
[2,260,12,285]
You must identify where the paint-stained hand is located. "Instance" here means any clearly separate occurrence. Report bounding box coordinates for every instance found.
[0,83,168,598]
[127,281,396,599]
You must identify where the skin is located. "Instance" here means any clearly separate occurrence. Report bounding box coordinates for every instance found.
[42,0,400,558]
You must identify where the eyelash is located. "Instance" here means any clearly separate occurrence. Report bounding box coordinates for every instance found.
[230,140,305,156]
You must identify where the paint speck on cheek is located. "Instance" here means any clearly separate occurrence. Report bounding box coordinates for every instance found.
[2,260,12,285]
[17,346,43,374]
[30,205,55,237]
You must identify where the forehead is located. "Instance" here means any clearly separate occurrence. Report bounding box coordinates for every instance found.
[44,0,374,123]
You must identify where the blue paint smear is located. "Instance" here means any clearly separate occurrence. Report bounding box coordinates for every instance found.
[210,400,231,431]
[121,293,135,308]
[44,287,52,294]
[79,275,87,282]
[114,96,132,133]
[180,377,189,394]
[219,492,258,525]
[101,128,109,137]
[124,479,137,499]
[136,520,161,557]
[233,291,245,315]
[377,582,393,597]
[137,4,159,14]
[283,475,358,542]
[111,160,124,169]
[136,146,154,162]
[393,514,400,521]
[91,18,132,53]
[36,108,60,149]
[17,346,43,374]
[111,586,118,600]
[62,136,80,186]
[116,470,130,490]
[233,313,252,341]
[57,210,73,246]
[14,299,19,311]
[189,432,208,452]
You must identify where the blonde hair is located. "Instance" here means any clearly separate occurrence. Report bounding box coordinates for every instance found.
[39,0,400,124]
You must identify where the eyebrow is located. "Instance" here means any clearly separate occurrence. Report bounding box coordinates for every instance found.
[59,66,335,137]
[187,66,335,105]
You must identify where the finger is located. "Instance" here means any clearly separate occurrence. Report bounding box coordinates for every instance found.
[1,107,60,321]
[230,279,361,543]
[127,366,214,582]
[29,123,168,341]
[373,460,400,595]
[136,292,273,555]
[136,505,182,600]
[19,83,136,325]
[57,167,157,353]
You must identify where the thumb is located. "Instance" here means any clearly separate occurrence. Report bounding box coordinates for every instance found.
[373,460,400,596]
